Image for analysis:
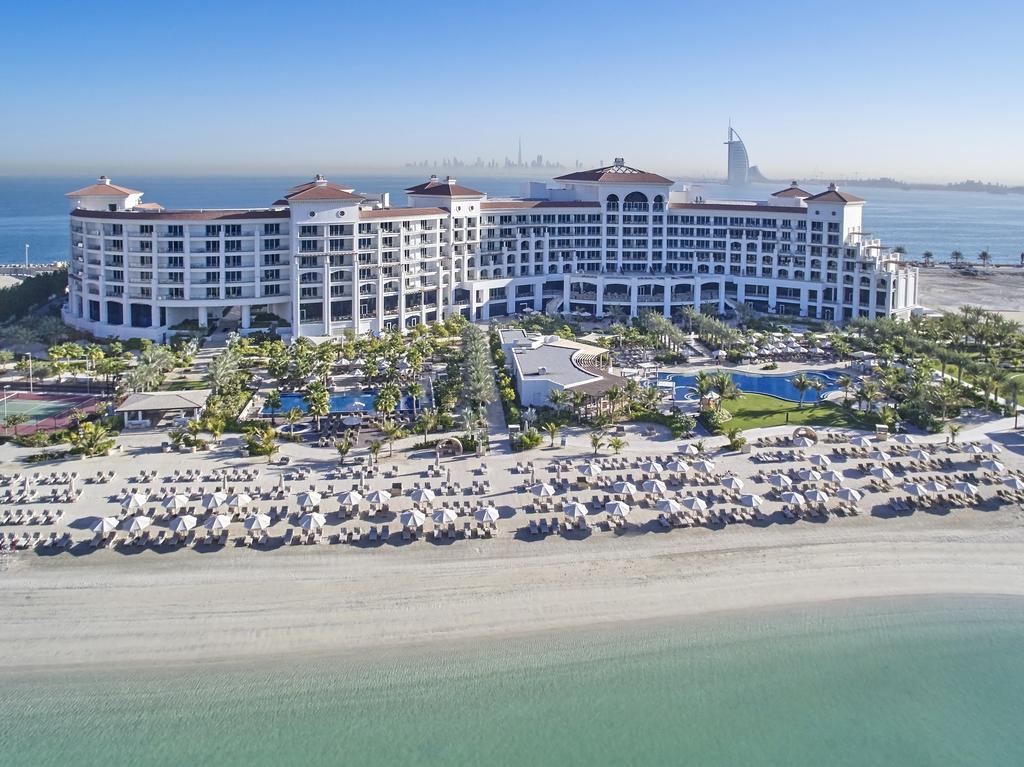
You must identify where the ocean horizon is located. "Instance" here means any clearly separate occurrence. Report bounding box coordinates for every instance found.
[2,594,1022,767]
[1,176,1022,267]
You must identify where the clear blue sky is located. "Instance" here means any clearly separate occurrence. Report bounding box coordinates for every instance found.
[2,0,1022,182]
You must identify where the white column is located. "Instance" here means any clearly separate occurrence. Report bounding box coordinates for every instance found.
[241,305,251,329]
[595,278,604,318]
[662,278,671,318]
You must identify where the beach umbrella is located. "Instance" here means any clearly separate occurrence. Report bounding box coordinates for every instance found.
[805,489,831,503]
[893,434,916,445]
[809,454,832,468]
[605,500,631,518]
[243,512,272,531]
[682,497,708,513]
[640,460,664,475]
[952,481,979,496]
[909,449,932,462]
[964,444,986,455]
[822,470,845,484]
[798,468,822,483]
[722,475,744,491]
[300,511,326,531]
[980,459,1005,473]
[836,487,863,503]
[400,509,426,528]
[850,436,873,448]
[475,505,500,524]
[740,494,764,509]
[432,507,458,525]
[364,489,391,506]
[655,498,682,514]
[127,514,153,532]
[162,494,191,511]
[169,514,197,533]
[295,490,323,509]
[871,450,892,462]
[871,467,895,481]
[923,480,947,494]
[711,349,726,359]
[205,514,232,531]
[337,489,363,507]
[579,463,603,478]
[984,443,1002,454]
[693,460,716,475]
[642,479,668,496]
[767,473,793,489]
[562,502,590,519]
[680,444,700,456]
[342,416,362,428]
[611,481,638,496]
[793,437,815,448]
[407,488,436,505]
[92,516,120,534]
[666,460,689,473]
[1004,476,1024,492]
[531,482,556,498]
[121,492,149,511]
[903,483,930,498]
[202,492,228,510]
[780,491,806,507]
[226,492,253,509]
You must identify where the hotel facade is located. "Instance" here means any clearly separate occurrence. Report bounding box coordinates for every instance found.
[64,162,919,341]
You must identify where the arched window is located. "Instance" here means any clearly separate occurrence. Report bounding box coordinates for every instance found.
[623,192,648,211]
[606,194,619,211]
[624,191,648,203]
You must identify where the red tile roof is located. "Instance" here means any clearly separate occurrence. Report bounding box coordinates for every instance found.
[555,160,672,185]
[359,207,449,219]
[66,177,141,197]
[285,183,364,202]
[804,185,864,204]
[70,208,290,221]
[771,183,811,198]
[405,176,484,197]
[667,203,806,214]
[480,200,601,209]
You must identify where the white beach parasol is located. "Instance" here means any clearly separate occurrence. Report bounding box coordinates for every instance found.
[169,514,197,533]
[923,480,947,494]
[682,497,708,513]
[337,489,363,507]
[300,511,327,531]
[474,505,500,524]
[980,459,1005,473]
[400,508,426,528]
[407,487,436,505]
[92,516,119,534]
[740,494,764,508]
[640,461,664,475]
[121,492,149,511]
[605,500,631,518]
[903,483,930,497]
[432,507,459,525]
[793,437,815,448]
[1004,476,1024,492]
[850,436,873,448]
[295,490,323,509]
[871,467,895,481]
[364,489,391,506]
[893,434,916,445]
[655,498,682,514]
[908,449,932,462]
[205,514,232,531]
[642,479,668,496]
[562,502,589,519]
[611,481,638,496]
[680,444,700,456]
[767,474,793,489]
[578,463,603,478]
[226,492,253,509]
[124,515,152,533]
[805,489,830,503]
[822,470,844,484]
[531,483,556,498]
[871,450,892,462]
[809,454,832,468]
[692,460,716,475]
[666,460,689,473]
[163,494,191,511]
[721,475,744,491]
[780,491,806,507]
[836,487,863,503]
[798,468,822,483]
[243,513,272,531]
[952,481,979,496]
[202,492,228,510]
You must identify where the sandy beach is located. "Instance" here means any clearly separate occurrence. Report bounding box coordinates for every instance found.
[918,264,1024,321]
[3,507,1023,673]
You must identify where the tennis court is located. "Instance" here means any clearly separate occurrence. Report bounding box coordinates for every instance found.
[1,392,105,433]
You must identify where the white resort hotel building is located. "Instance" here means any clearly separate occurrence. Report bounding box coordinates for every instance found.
[64,162,919,340]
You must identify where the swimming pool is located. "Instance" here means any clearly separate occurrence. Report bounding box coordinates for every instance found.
[264,392,418,415]
[659,369,840,403]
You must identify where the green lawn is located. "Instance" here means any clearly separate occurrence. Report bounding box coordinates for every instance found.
[721,393,876,432]
[1001,372,1024,401]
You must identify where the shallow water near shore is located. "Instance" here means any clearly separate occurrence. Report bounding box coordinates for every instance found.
[2,595,1023,766]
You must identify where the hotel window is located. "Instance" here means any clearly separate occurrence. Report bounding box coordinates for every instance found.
[263,284,281,296]
[300,225,318,237]
[225,240,241,252]
[206,225,221,237]
[140,225,153,235]
[263,223,280,235]
[205,241,220,253]
[224,225,241,237]
[225,286,242,298]
[263,239,280,250]
[225,255,241,268]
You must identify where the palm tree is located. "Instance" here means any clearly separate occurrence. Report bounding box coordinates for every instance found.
[68,421,116,457]
[589,431,605,456]
[285,406,303,434]
[335,437,352,463]
[951,250,963,266]
[415,408,438,442]
[204,415,225,444]
[406,381,424,418]
[922,251,933,266]
[543,422,561,448]
[837,374,853,406]
[809,378,826,404]
[304,384,330,431]
[244,424,278,461]
[368,440,382,465]
[607,436,627,454]
[380,419,407,457]
[946,421,961,444]
[205,347,240,394]
[605,387,624,416]
[978,250,992,267]
[547,389,568,410]
[792,373,813,410]
[724,427,746,452]
[265,389,282,424]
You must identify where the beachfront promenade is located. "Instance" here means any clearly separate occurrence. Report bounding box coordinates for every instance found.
[2,415,1022,556]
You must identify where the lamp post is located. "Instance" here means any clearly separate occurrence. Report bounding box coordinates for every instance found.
[3,385,9,420]
[25,355,33,393]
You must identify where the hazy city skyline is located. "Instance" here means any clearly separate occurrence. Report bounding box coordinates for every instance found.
[2,1,1023,183]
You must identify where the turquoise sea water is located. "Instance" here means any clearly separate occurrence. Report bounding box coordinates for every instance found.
[2,595,1023,766]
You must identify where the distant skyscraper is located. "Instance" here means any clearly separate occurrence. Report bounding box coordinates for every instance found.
[725,124,750,186]
[517,137,522,167]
